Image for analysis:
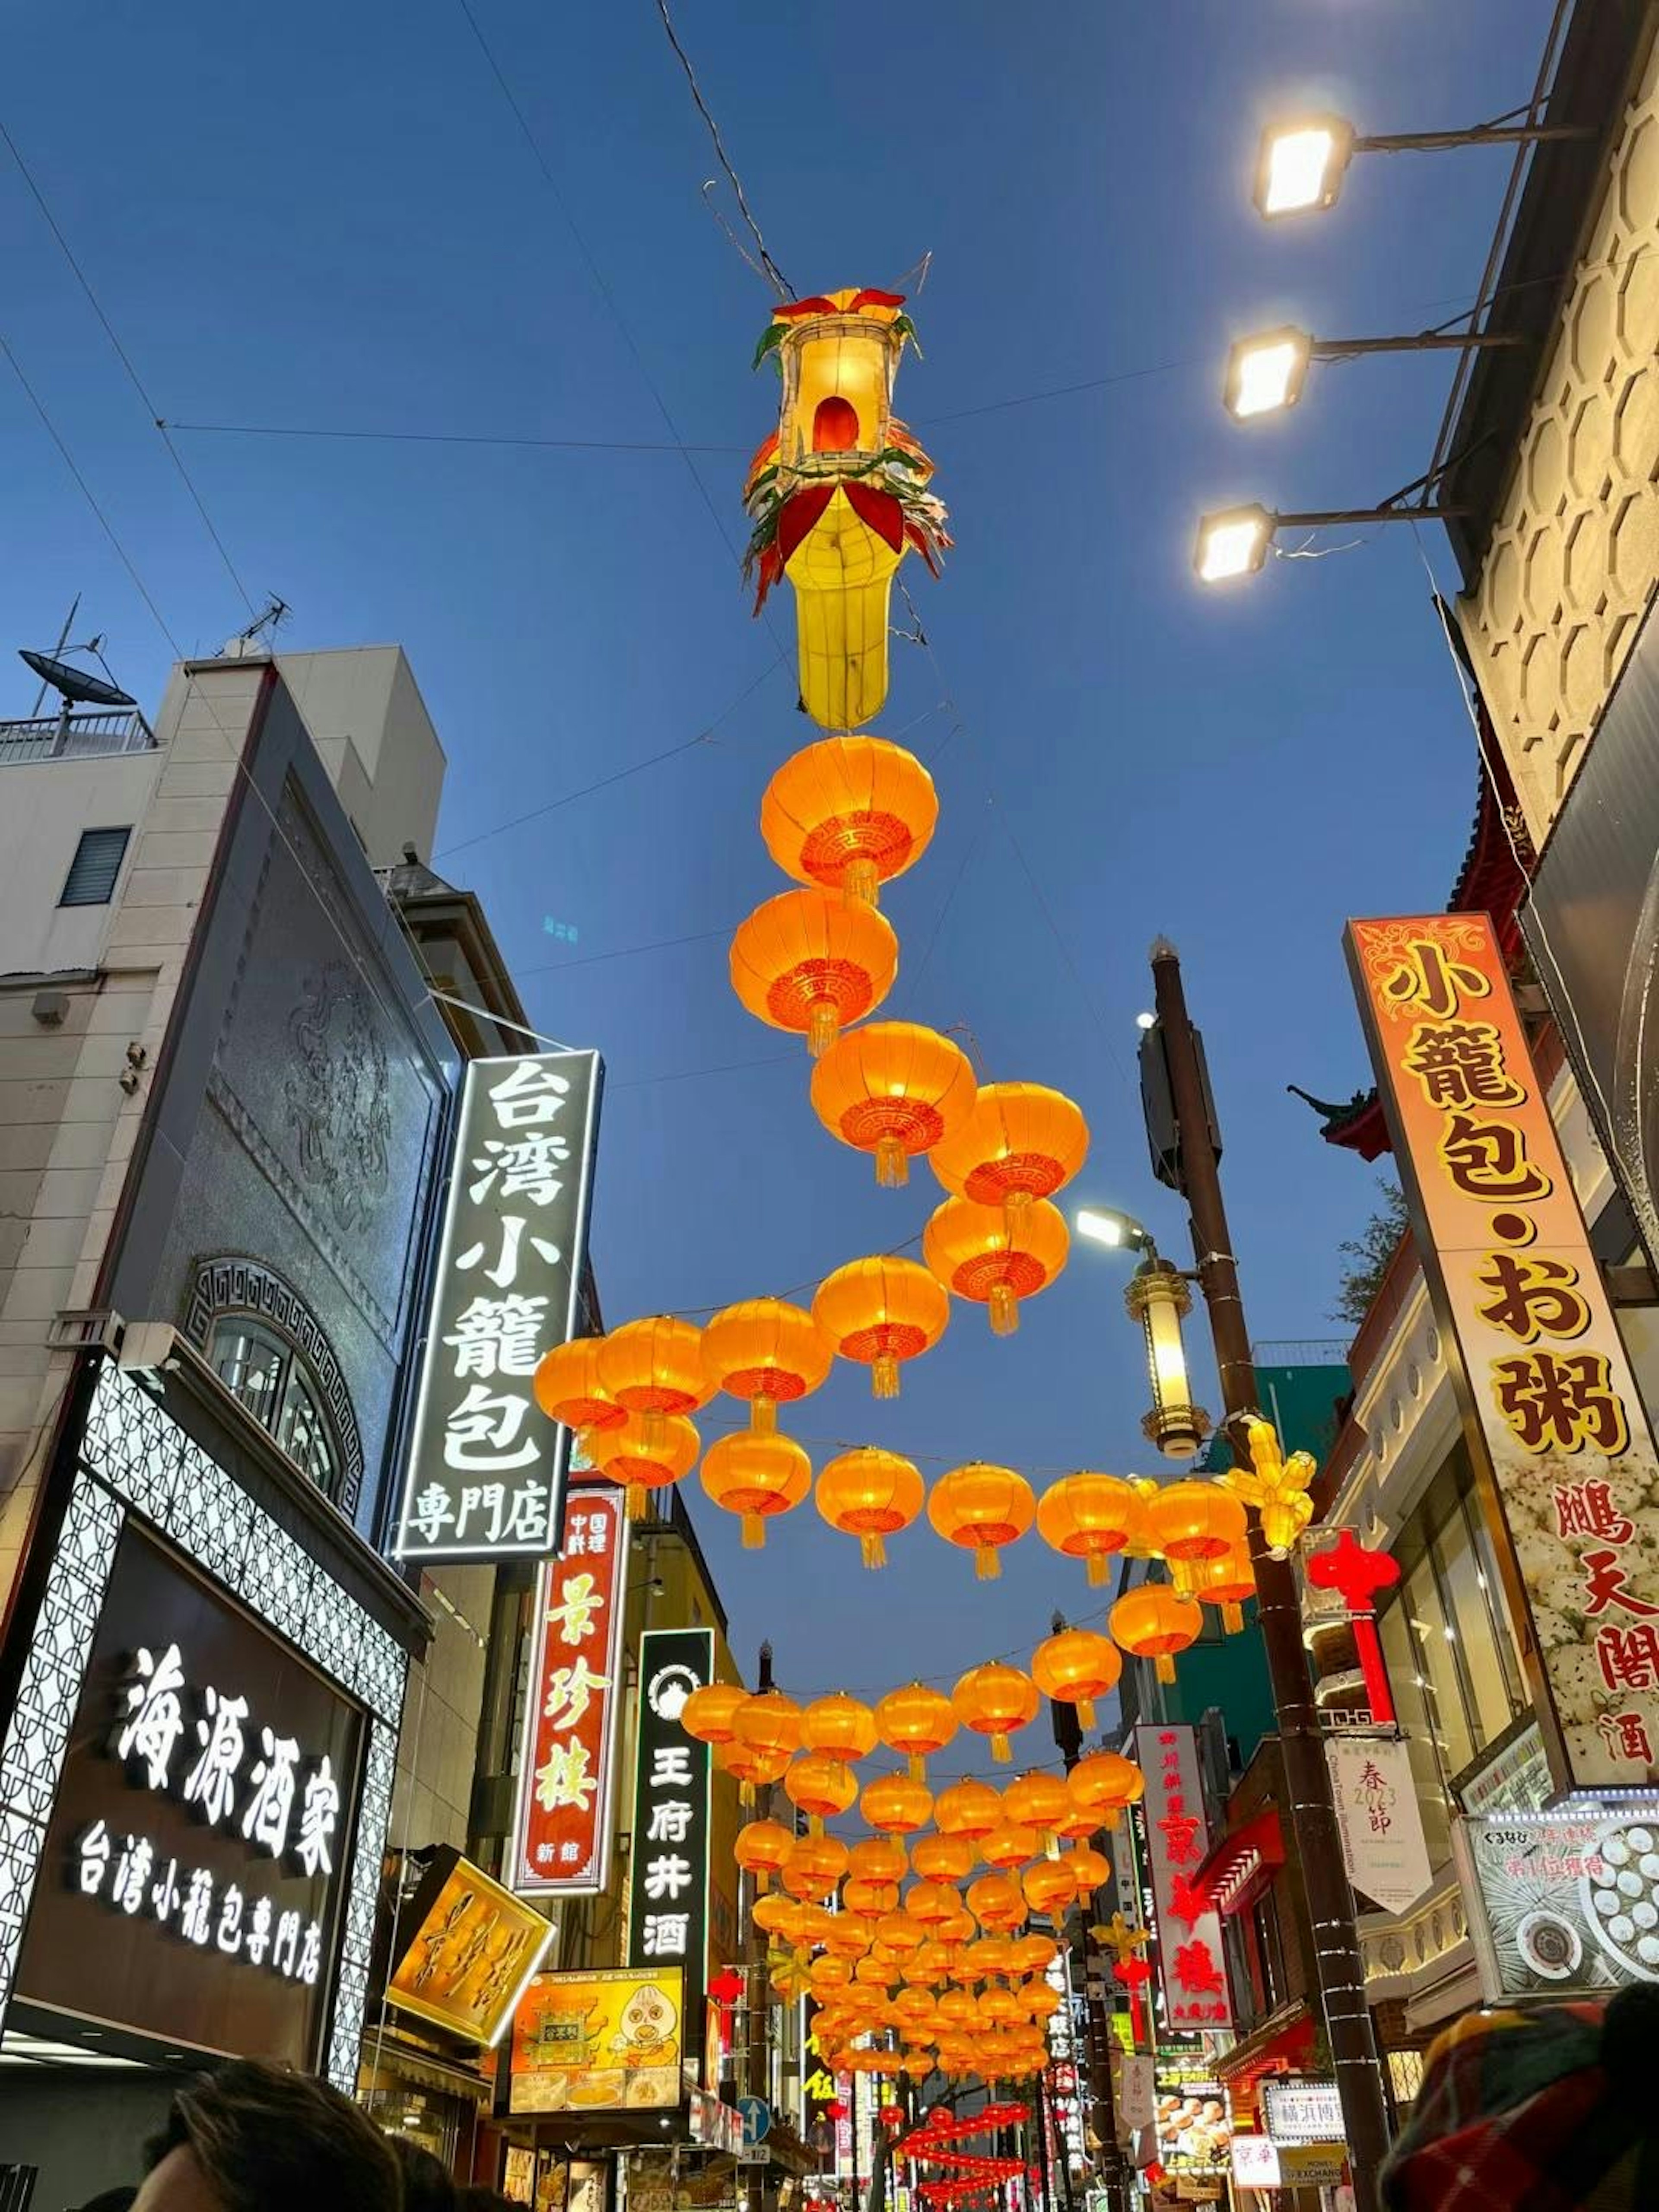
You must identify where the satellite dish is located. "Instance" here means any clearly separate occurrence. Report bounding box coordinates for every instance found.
[18,649,136,709]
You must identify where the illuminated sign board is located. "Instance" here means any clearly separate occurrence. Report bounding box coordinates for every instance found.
[385,1847,553,2046]
[626,1629,714,2032]
[396,1049,603,1562]
[1131,1725,1233,2031]
[511,1966,684,2113]
[509,1486,629,1896]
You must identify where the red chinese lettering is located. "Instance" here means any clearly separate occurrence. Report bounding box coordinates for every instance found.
[1583,1548,1659,1621]
[1554,1481,1634,1544]
[1596,1624,1659,1694]
[1598,1710,1655,1765]
[1158,1813,1201,1868]
[1166,1875,1207,1932]
[1172,1940,1225,1996]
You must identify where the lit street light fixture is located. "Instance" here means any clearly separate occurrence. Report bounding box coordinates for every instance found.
[1074,1205,1154,1255]
[1223,321,1528,422]
[1254,107,1594,219]
[1072,1206,1210,1457]
[1194,486,1467,585]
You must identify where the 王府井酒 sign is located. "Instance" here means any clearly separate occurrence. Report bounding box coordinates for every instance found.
[626,1630,714,2034]
[396,1049,602,1563]
[1350,915,1659,1789]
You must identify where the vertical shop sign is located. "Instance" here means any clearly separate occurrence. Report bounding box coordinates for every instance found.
[1324,1738,1432,1914]
[1131,1726,1233,2031]
[397,1048,603,1562]
[1350,914,1659,1789]
[627,1629,714,2034]
[509,1487,630,1895]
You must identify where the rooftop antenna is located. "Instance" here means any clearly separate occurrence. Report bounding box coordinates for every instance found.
[18,631,137,745]
[222,594,290,658]
[28,594,79,716]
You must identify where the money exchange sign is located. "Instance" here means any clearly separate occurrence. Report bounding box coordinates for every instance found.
[1350,913,1659,1788]
[627,1630,714,2040]
[510,1487,629,1896]
[397,1048,603,1562]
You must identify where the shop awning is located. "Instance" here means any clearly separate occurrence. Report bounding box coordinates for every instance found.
[1214,2003,1316,2100]
[1194,1809,1284,1919]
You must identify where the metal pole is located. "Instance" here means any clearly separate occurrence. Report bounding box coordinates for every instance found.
[1353,122,1594,153]
[1310,332,1528,357]
[743,1640,776,2212]
[1148,940,1392,2212]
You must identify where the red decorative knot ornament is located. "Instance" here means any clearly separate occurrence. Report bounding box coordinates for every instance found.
[1304,1527,1402,1725]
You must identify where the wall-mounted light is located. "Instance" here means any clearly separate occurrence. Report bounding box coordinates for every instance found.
[1254,108,1593,221]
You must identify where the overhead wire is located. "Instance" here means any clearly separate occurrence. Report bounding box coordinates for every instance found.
[654,0,794,300]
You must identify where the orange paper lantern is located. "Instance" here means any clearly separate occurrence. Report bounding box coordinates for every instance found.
[874,1682,958,1781]
[1061,1844,1111,1902]
[1011,1932,1059,1976]
[964,1873,1024,1932]
[979,1821,1039,1873]
[784,1752,860,1833]
[700,1432,812,1549]
[762,735,940,908]
[1065,1751,1145,1833]
[848,1836,908,1885]
[718,1737,792,1809]
[911,1833,975,1884]
[923,1196,1069,1337]
[843,1878,898,1917]
[816,1447,925,1570]
[1036,1472,1147,1586]
[905,1880,961,1930]
[597,1317,712,1447]
[680,1682,749,1747]
[735,1691,802,1760]
[782,1832,852,1900]
[702,1297,833,1435]
[730,888,898,1058]
[928,1082,1090,1228]
[1193,1541,1256,1634]
[1020,1861,1075,1920]
[588,1411,700,1523]
[753,1891,802,1940]
[934,1780,1001,1843]
[951,1663,1039,1764]
[1029,1627,1122,1733]
[1110,1583,1203,1685]
[823,1913,878,1960]
[1146,1478,1249,1563]
[813,1255,949,1399]
[735,1818,794,1892]
[810,1020,976,1188]
[1001,1771,1072,1855]
[928,1465,1036,1582]
[809,1955,854,1997]
[860,1772,934,1836]
[531,1335,625,1434]
[800,1691,878,1762]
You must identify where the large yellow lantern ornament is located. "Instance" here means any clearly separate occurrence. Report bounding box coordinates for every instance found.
[810,1021,976,1188]
[816,1447,925,1570]
[813,1255,949,1399]
[701,1298,833,1436]
[1218,1417,1319,1560]
[763,738,939,909]
[699,1433,812,1549]
[928,1464,1036,1581]
[743,287,948,732]
[924,1195,1069,1337]
[1110,1583,1203,1684]
[731,888,898,1059]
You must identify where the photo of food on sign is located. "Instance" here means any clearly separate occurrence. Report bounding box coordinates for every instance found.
[1153,2076,1232,2175]
[1459,1808,1659,1997]
[511,1967,684,2113]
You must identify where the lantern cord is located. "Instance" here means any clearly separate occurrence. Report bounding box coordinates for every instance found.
[653,0,795,301]
[700,179,773,293]
[901,816,987,1016]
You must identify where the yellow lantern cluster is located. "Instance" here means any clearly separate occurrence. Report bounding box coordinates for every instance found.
[1218,1416,1318,1559]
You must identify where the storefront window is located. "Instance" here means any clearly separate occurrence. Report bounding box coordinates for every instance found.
[211,1316,341,1498]
[1379,1602,1452,1869]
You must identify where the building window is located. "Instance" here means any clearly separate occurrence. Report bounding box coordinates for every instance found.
[59,826,131,906]
[210,1316,341,1497]
[1387,2048,1425,2112]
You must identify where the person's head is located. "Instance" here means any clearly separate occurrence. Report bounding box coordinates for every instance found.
[391,2139,456,2212]
[135,2060,400,2212]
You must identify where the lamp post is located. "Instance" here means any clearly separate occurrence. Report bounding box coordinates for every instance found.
[1193,498,1466,583]
[1138,938,1392,2211]
[1253,109,1593,218]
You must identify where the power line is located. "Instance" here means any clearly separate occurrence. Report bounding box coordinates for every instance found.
[159,418,747,457]
[653,0,794,301]
[0,113,259,620]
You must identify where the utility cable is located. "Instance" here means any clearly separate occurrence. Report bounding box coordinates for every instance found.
[654,0,794,300]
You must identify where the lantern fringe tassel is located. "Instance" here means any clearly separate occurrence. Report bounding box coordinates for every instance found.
[844,857,880,908]
[750,1396,777,1437]
[1222,1602,1244,1634]
[875,1135,909,1189]
[626,1483,646,1523]
[988,1283,1018,1336]
[1154,1656,1176,1684]
[975,1546,1001,1581]
[1085,1554,1107,1588]
[1076,1697,1097,1731]
[873,1355,900,1399]
[909,1755,926,1784]
[743,1513,766,1550]
[808,999,839,1058]
[1002,1188,1033,1239]
[861,1532,888,1570]
[991,1731,1011,1762]
[642,1408,667,1451]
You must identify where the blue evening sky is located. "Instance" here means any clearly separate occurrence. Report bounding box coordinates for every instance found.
[2,0,1555,1731]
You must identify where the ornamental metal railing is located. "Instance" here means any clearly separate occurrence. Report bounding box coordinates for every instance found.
[0,707,156,766]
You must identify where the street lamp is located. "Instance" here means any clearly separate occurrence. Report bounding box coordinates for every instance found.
[1193,488,1467,585]
[1074,1205,1153,1255]
[1223,321,1529,423]
[1254,108,1594,220]
[1123,1259,1210,1459]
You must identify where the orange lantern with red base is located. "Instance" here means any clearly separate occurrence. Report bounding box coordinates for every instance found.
[1193,1541,1256,1634]
[785,1753,859,1835]
[700,1433,811,1549]
[813,1255,949,1399]
[1029,1629,1121,1732]
[800,1691,878,1762]
[531,1336,625,1436]
[735,1818,794,1893]
[753,1892,801,1942]
[822,1914,877,1961]
[817,1447,925,1569]
[762,736,939,908]
[1066,1751,1144,1833]
[927,1082,1089,1233]
[680,1681,748,1748]
[782,1833,851,1900]
[844,1878,898,1917]
[731,888,898,1058]
[979,1822,1038,1873]
[1036,1473,1147,1586]
[848,1837,908,1885]
[1001,1772,1072,1856]
[719,1737,791,1810]
[928,1465,1035,1581]
[1020,1859,1075,1921]
[588,1411,700,1522]
[735,1691,802,1761]
[934,1779,1001,1844]
[701,1298,833,1437]
[809,1955,854,1999]
[923,1197,1069,1337]
[1110,1583,1202,1685]
[965,1874,1023,1932]
[861,1772,934,1836]
[912,1833,975,1884]
[906,1880,960,1931]
[951,1663,1039,1764]
[597,1317,712,1449]
[874,1681,958,1780]
[1061,1845,1110,1904]
[810,1020,976,1188]
[1146,1479,1248,1564]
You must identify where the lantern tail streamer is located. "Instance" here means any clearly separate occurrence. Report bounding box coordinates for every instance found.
[626,1482,646,1522]
[1076,1697,1096,1731]
[750,1395,778,1437]
[642,1408,667,1451]
[743,1512,766,1550]
[873,1354,900,1398]
[861,1532,888,1570]
[988,1283,1017,1336]
[845,855,880,907]
[1223,1602,1244,1633]
[875,1135,909,1188]
[975,1546,1000,1582]
[1085,1553,1106,1588]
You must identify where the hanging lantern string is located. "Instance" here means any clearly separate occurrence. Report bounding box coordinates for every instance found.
[653,0,795,300]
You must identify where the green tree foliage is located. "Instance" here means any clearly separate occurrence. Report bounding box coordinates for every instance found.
[1332,1177,1410,1326]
